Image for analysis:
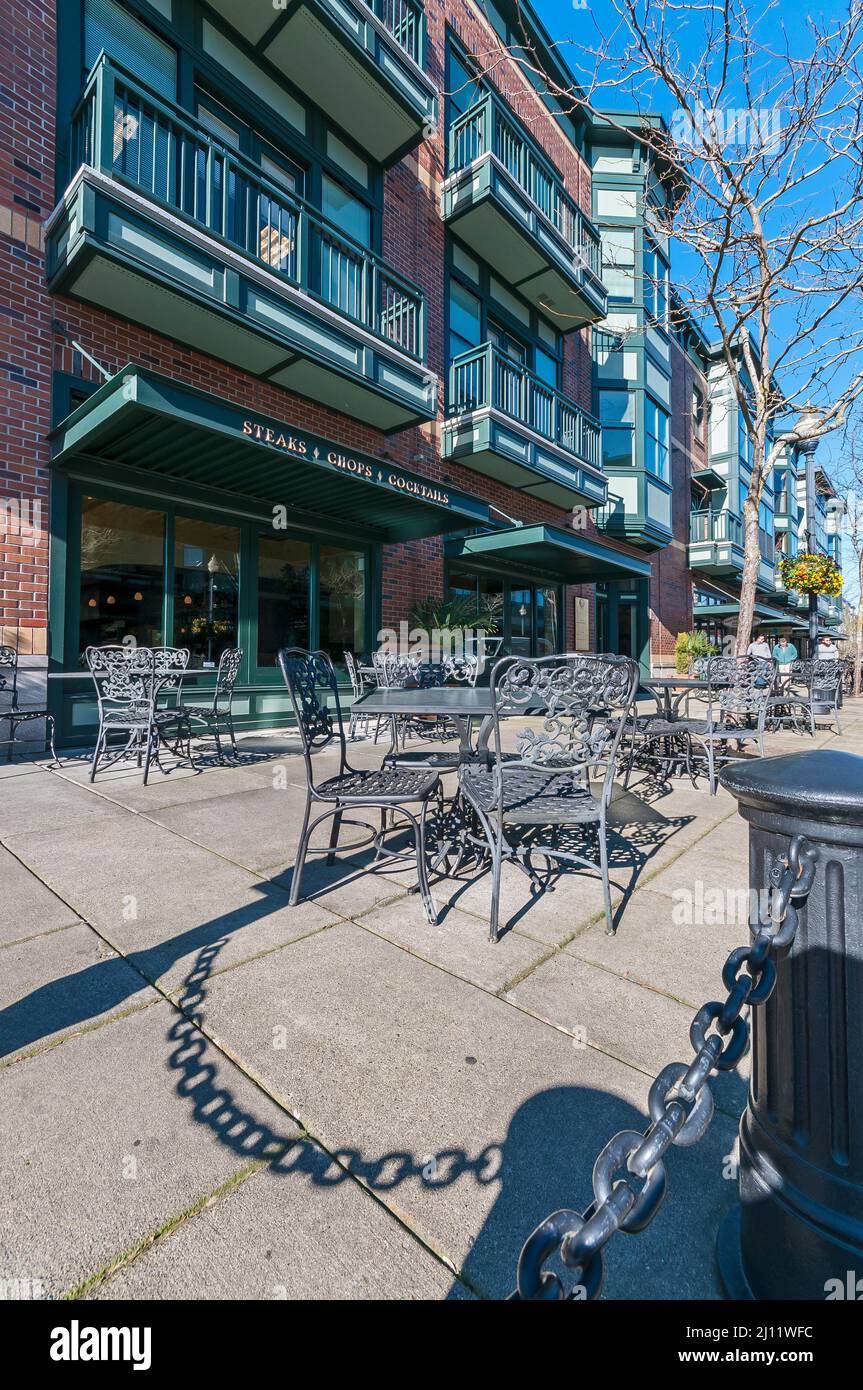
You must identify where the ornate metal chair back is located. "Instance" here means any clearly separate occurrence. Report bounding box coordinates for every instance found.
[443,653,479,686]
[151,646,190,696]
[278,648,346,789]
[212,647,243,714]
[706,655,774,726]
[0,645,19,712]
[344,649,364,700]
[85,645,156,718]
[489,653,639,800]
[807,658,843,698]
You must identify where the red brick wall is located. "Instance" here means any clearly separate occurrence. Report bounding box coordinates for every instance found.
[1,0,642,653]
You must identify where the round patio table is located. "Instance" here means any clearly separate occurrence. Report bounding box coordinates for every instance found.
[640,676,711,721]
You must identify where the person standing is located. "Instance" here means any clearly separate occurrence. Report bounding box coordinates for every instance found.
[772,635,798,667]
[816,634,839,660]
[747,632,772,659]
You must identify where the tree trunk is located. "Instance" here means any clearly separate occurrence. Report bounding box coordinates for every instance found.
[736,501,762,656]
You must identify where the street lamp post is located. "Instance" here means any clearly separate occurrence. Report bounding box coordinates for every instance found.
[796,407,822,658]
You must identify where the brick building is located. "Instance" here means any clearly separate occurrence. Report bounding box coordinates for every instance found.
[2,0,821,745]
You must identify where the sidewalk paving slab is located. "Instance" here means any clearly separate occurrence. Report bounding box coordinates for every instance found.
[194,919,736,1298]
[0,768,127,836]
[0,1001,301,1298]
[4,815,340,993]
[0,846,82,945]
[0,922,158,1062]
[90,1154,467,1301]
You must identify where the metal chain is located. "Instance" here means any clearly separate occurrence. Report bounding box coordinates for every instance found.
[509,833,819,1301]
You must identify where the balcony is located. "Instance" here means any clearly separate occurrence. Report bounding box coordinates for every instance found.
[47,58,435,433]
[594,470,672,551]
[688,509,744,575]
[202,0,437,164]
[441,92,607,330]
[441,344,605,509]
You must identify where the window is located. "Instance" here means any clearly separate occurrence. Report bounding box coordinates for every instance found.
[318,546,366,665]
[600,390,635,468]
[447,46,484,124]
[173,518,240,666]
[79,498,165,654]
[257,536,311,668]
[644,398,669,480]
[643,240,669,326]
[600,228,635,298]
[449,279,482,359]
[321,175,371,246]
[596,188,637,217]
[84,0,177,97]
[692,384,705,441]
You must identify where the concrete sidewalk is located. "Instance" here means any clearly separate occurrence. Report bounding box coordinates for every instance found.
[1,703,859,1300]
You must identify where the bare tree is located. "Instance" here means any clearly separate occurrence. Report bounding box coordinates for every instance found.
[837,442,863,695]
[474,0,863,651]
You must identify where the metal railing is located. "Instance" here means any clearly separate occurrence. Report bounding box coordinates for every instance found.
[449,343,601,470]
[71,55,426,361]
[689,509,743,546]
[371,0,425,66]
[447,90,603,282]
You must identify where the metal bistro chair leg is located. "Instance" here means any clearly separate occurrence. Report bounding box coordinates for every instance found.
[226,713,239,757]
[90,728,105,782]
[289,800,314,907]
[489,825,506,944]
[405,802,436,926]
[327,808,343,866]
[142,723,156,786]
[599,814,614,936]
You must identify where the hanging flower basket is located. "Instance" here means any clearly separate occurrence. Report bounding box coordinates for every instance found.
[778,552,842,597]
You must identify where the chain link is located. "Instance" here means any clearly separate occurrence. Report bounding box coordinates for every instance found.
[509,833,819,1301]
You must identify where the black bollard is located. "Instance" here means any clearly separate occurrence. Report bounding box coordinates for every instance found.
[717,749,863,1301]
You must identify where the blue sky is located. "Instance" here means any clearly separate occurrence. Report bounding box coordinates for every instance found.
[532,1,859,598]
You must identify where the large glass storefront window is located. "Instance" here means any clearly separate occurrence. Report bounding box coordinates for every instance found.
[318,545,366,665]
[536,587,559,656]
[173,518,240,666]
[447,569,559,658]
[258,536,311,667]
[79,497,165,654]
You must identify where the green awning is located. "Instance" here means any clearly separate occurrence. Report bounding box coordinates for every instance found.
[691,465,727,490]
[445,524,653,583]
[693,599,788,622]
[50,365,493,543]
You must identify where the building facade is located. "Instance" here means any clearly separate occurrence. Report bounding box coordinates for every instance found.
[2,0,837,745]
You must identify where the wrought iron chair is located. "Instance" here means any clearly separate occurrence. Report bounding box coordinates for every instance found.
[380,652,481,771]
[683,655,774,794]
[176,647,242,760]
[86,645,193,784]
[0,645,57,763]
[345,648,378,741]
[278,648,442,924]
[458,653,640,941]
[767,657,843,736]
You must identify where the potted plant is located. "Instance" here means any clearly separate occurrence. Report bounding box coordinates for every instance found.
[675,629,718,674]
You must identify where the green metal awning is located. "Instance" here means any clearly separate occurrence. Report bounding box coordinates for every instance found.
[50,365,493,543]
[445,524,653,583]
[693,599,788,622]
[691,465,727,490]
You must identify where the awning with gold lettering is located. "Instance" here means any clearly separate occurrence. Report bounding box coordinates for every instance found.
[49,365,492,542]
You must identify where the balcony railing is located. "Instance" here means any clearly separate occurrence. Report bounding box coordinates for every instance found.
[449,343,601,470]
[371,0,424,66]
[71,55,425,361]
[448,91,602,281]
[689,510,743,546]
